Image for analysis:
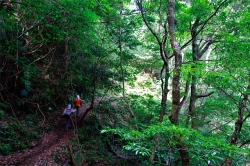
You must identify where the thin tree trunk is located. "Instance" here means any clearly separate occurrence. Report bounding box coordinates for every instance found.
[188,18,199,128]
[223,76,250,165]
[119,2,136,119]
[136,1,170,162]
[189,75,197,128]
[188,17,214,128]
[159,63,170,122]
[149,63,170,161]
[179,77,190,113]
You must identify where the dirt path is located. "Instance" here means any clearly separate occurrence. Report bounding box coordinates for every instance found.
[0,130,75,166]
[0,97,106,166]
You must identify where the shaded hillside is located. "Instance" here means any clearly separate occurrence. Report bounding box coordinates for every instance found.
[0,97,136,166]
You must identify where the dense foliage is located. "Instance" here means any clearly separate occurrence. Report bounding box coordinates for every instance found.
[0,0,249,165]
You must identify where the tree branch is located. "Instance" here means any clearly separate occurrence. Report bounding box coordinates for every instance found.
[68,145,77,166]
[197,40,217,59]
[239,138,250,148]
[16,11,53,41]
[136,0,168,64]
[13,45,58,76]
[180,0,228,50]
[196,91,214,99]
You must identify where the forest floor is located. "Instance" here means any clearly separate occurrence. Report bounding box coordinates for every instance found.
[0,97,105,166]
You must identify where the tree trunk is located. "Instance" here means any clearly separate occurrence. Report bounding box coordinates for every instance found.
[179,78,190,113]
[168,0,182,126]
[189,76,197,128]
[177,143,190,166]
[188,17,214,128]
[149,63,170,161]
[136,1,170,162]
[167,1,189,166]
[223,76,250,165]
[188,18,199,128]
[119,2,136,120]
[159,63,170,122]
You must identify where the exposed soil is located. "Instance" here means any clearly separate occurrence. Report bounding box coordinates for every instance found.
[0,97,105,166]
[0,130,75,166]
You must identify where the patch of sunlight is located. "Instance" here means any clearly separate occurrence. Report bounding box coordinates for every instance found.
[126,73,162,100]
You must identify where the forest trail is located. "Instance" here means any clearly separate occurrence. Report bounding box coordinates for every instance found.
[0,97,106,166]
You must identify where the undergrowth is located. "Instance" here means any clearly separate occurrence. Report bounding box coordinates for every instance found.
[0,105,48,156]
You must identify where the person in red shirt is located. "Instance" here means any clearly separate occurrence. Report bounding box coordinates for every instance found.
[74,95,82,117]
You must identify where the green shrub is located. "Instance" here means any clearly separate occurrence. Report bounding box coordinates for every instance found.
[0,123,41,156]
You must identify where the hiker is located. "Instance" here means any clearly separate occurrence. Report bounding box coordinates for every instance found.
[62,104,76,130]
[74,95,82,117]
